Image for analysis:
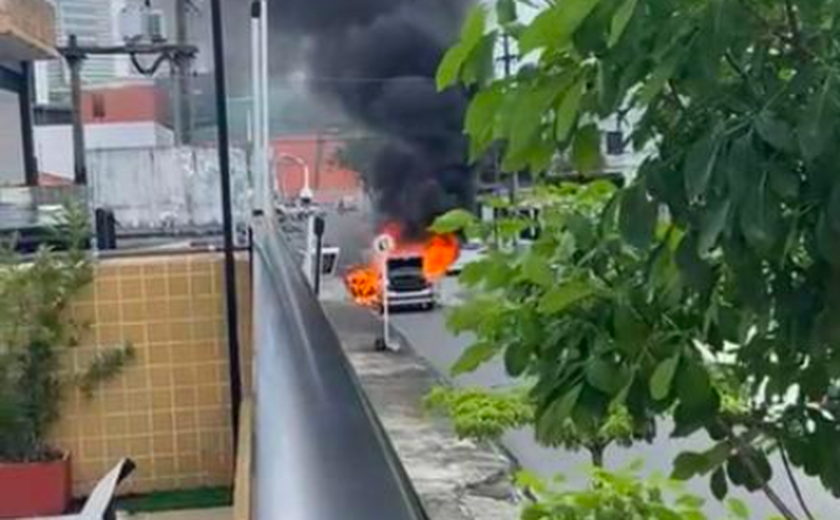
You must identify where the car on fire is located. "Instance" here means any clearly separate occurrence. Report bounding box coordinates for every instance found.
[383,255,436,312]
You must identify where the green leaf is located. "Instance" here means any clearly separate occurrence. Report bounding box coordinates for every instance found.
[684,133,720,201]
[710,467,728,500]
[505,342,533,376]
[726,498,749,520]
[739,174,781,254]
[497,0,517,25]
[650,354,680,400]
[828,183,840,235]
[431,209,476,234]
[508,80,566,156]
[619,183,658,249]
[537,384,583,437]
[676,357,714,409]
[798,75,837,161]
[519,0,602,54]
[638,50,682,105]
[538,279,596,314]
[466,87,504,151]
[452,341,500,375]
[437,46,469,90]
[447,297,499,333]
[460,4,487,49]
[555,78,586,142]
[609,0,638,47]
[460,33,498,87]
[697,198,730,255]
[521,251,554,287]
[816,211,840,267]
[755,111,795,153]
[672,452,709,480]
[585,358,625,395]
[435,5,487,90]
[676,495,705,509]
[571,124,604,174]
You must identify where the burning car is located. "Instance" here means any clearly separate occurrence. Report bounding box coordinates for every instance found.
[344,228,459,313]
[383,255,435,311]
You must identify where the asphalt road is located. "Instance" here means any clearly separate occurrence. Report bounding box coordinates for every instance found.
[392,308,838,520]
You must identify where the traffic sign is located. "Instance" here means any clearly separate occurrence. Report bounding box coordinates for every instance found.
[374,234,395,254]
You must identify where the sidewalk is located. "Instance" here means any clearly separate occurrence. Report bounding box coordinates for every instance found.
[322,281,519,520]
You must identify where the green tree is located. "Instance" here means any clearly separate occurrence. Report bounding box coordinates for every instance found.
[436,1,840,517]
[0,203,134,462]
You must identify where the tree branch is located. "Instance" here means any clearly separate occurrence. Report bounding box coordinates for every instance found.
[722,424,801,520]
[783,0,804,52]
[725,52,751,86]
[779,442,816,520]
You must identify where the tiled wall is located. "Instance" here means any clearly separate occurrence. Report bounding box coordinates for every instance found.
[49,252,252,496]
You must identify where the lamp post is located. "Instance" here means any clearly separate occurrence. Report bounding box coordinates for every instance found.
[277,153,317,284]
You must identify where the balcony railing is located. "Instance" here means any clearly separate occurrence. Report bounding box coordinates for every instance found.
[250,219,429,520]
[0,0,56,61]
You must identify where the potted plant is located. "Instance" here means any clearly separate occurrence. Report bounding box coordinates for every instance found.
[0,204,134,518]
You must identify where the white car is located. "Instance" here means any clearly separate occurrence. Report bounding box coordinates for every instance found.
[447,241,487,276]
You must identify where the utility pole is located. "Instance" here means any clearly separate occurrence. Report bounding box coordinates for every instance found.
[67,35,87,185]
[499,34,518,206]
[174,0,192,144]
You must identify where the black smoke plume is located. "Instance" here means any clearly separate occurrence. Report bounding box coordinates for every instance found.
[268,0,475,237]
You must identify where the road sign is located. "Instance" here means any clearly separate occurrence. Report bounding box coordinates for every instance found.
[374,234,395,254]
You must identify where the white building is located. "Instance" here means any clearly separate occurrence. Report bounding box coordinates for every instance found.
[40,0,123,102]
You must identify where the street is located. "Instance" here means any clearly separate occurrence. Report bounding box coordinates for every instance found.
[391,307,836,520]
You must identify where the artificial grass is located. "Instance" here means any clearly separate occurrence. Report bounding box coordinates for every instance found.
[115,486,232,513]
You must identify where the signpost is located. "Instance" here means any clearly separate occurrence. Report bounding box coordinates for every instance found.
[373,234,397,352]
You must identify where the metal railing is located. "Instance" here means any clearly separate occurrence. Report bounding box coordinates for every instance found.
[250,219,429,520]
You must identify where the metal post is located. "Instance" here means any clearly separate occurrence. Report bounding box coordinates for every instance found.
[175,0,192,144]
[259,0,271,214]
[19,62,38,187]
[250,0,264,214]
[67,35,87,185]
[209,0,243,444]
[314,216,325,296]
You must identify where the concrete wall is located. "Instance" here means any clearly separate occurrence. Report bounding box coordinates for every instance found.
[0,88,24,186]
[34,122,176,179]
[50,252,252,496]
[87,146,250,237]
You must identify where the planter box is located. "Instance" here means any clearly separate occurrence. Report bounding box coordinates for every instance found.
[0,454,72,518]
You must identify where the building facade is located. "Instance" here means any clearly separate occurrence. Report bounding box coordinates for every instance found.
[43,0,120,102]
[0,0,57,186]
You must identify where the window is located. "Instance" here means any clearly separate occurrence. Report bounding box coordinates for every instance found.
[606,130,625,156]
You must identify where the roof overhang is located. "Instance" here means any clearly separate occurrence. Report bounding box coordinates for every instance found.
[0,0,57,62]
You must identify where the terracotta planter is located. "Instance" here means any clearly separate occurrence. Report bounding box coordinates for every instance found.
[0,454,72,518]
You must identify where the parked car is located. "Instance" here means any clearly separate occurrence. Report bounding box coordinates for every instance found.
[447,240,487,276]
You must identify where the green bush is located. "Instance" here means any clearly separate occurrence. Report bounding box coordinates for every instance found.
[0,203,134,462]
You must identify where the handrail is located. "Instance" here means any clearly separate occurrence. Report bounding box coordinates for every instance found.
[250,219,429,520]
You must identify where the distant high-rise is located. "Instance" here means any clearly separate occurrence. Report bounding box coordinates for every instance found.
[44,0,120,102]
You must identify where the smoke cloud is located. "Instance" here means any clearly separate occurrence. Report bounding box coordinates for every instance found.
[268,0,475,237]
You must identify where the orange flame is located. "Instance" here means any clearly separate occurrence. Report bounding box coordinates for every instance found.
[422,233,460,281]
[343,222,461,307]
[344,265,382,307]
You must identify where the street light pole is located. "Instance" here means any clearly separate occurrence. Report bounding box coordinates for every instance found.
[209,0,243,444]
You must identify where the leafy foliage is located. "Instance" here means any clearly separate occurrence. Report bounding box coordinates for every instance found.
[425,386,533,441]
[517,463,754,520]
[0,203,134,462]
[438,0,840,514]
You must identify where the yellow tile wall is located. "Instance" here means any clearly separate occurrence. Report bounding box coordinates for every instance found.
[50,253,252,496]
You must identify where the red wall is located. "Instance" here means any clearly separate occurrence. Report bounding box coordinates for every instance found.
[271,135,361,202]
[81,84,168,124]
